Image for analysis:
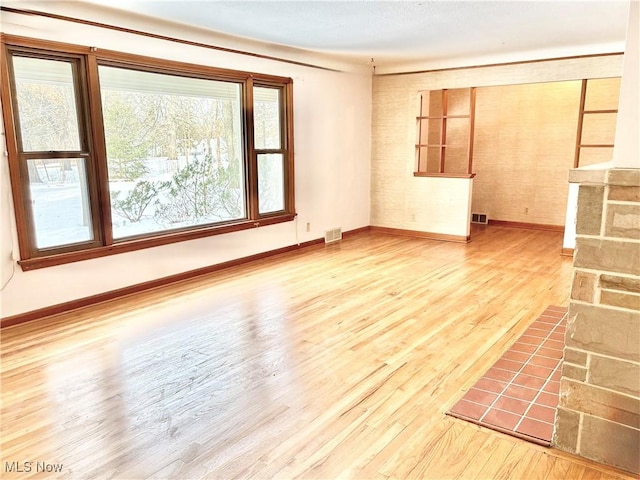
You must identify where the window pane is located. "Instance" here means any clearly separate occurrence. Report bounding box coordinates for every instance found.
[258,153,284,214]
[12,56,81,152]
[99,66,245,239]
[254,87,281,149]
[27,158,93,249]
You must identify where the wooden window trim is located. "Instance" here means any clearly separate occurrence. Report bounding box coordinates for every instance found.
[1,34,296,271]
[17,214,296,271]
[0,50,29,258]
[4,47,105,258]
[86,54,114,245]
[253,81,293,218]
[1,34,292,84]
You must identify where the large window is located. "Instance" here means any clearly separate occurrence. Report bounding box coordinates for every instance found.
[1,36,295,269]
[100,65,246,239]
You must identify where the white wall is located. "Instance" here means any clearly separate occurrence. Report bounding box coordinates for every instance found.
[613,0,640,169]
[411,177,473,237]
[0,7,372,318]
[563,183,580,250]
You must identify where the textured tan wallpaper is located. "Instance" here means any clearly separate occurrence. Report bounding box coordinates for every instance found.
[472,81,581,226]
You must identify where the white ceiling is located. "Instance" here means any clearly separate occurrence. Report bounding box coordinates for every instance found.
[89,0,630,71]
[10,1,632,72]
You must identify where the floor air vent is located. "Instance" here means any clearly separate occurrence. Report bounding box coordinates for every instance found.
[471,213,488,224]
[324,227,342,244]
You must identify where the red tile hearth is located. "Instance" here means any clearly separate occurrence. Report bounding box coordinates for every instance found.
[446,305,567,446]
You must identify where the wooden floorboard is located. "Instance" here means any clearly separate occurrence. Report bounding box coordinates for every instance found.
[0,227,635,479]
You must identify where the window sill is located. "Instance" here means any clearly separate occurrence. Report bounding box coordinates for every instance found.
[413,172,476,179]
[18,213,296,271]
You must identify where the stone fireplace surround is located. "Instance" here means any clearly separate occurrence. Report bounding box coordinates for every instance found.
[554,167,639,474]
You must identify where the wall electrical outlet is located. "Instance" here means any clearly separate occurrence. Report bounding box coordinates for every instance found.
[306,222,310,232]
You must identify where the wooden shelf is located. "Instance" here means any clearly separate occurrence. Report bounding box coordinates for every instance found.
[416,87,476,175]
[413,172,476,178]
[416,144,470,148]
[416,115,471,120]
[583,109,618,114]
[574,78,620,167]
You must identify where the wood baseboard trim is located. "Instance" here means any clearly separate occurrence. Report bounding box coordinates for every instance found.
[342,226,371,237]
[370,226,470,243]
[1,227,372,329]
[560,248,575,257]
[488,220,565,233]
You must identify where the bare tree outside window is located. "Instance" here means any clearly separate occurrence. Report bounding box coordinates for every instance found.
[99,66,245,239]
[13,56,94,249]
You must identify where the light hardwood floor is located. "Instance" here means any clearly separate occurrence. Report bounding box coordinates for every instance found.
[1,227,635,479]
